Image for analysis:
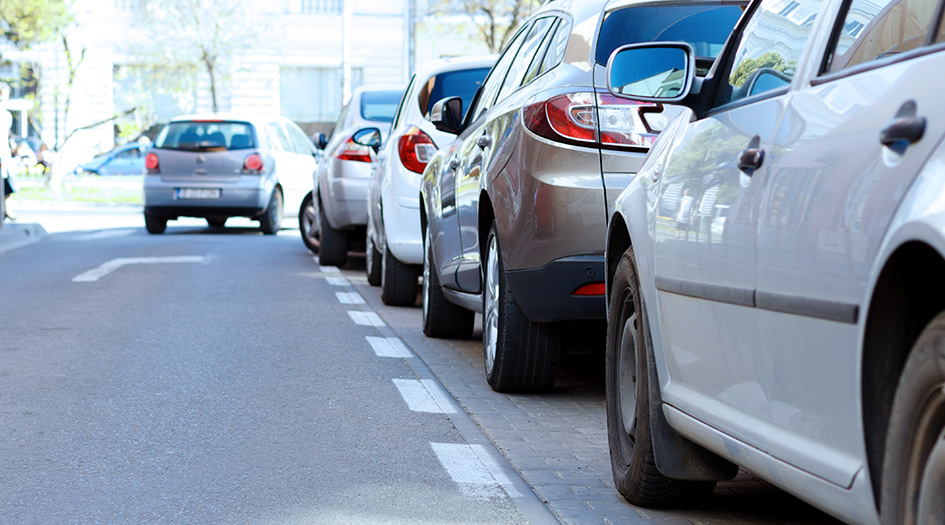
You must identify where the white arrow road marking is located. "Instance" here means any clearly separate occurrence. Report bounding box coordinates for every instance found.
[335,291,365,305]
[366,336,413,358]
[347,311,385,327]
[431,443,521,500]
[393,379,456,414]
[72,256,207,282]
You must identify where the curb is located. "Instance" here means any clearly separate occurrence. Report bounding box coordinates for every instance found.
[0,222,48,254]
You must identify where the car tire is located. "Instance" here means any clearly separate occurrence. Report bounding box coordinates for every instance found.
[318,197,349,267]
[607,246,716,506]
[207,217,226,228]
[145,214,167,234]
[299,192,319,254]
[880,312,945,525]
[366,224,382,286]
[482,221,560,393]
[259,190,283,235]
[381,243,418,306]
[422,227,474,338]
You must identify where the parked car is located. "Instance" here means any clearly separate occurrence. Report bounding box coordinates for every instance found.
[75,142,146,176]
[306,85,404,265]
[364,56,495,305]
[419,0,744,393]
[603,0,945,521]
[143,113,318,234]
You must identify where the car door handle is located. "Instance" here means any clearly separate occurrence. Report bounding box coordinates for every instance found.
[737,148,764,174]
[476,134,492,149]
[880,116,925,147]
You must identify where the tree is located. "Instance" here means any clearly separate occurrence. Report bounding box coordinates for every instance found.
[135,0,261,113]
[433,0,541,53]
[0,0,70,49]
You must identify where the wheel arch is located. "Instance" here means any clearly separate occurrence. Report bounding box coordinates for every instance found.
[863,240,945,512]
[479,189,496,267]
[606,212,632,308]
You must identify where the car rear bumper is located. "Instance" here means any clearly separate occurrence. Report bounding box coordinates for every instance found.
[143,175,270,217]
[505,255,606,322]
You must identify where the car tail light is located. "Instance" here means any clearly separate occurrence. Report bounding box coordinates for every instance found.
[243,153,263,171]
[335,136,373,163]
[398,126,437,174]
[523,91,659,150]
[573,282,606,296]
[145,152,159,172]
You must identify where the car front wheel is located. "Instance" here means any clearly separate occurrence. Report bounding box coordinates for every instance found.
[259,189,283,235]
[422,227,474,338]
[145,214,167,234]
[607,246,716,506]
[366,222,381,286]
[299,192,319,254]
[317,197,348,267]
[482,221,559,393]
[382,243,419,306]
[881,312,945,525]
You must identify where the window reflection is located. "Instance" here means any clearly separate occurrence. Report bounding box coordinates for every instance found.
[829,0,936,72]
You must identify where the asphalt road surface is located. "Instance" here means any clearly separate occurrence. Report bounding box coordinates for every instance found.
[0,205,842,524]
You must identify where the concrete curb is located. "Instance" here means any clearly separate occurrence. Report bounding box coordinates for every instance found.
[0,222,48,254]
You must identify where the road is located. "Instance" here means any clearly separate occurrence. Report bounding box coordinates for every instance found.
[0,204,841,524]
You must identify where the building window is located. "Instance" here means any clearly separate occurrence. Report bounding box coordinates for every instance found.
[301,0,342,14]
[280,67,363,123]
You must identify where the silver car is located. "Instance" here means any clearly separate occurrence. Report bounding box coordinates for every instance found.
[143,114,317,234]
[310,85,404,266]
[419,0,744,393]
[604,0,945,521]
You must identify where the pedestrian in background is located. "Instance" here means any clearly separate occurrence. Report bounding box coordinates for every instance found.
[0,82,15,221]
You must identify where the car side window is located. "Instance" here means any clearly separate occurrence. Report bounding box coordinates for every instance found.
[716,0,822,107]
[521,18,560,87]
[286,123,314,155]
[826,0,938,72]
[497,17,556,101]
[538,18,571,77]
[471,24,530,122]
[267,123,291,151]
[393,75,415,129]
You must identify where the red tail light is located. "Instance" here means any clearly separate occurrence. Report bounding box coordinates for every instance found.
[335,136,373,163]
[398,126,437,174]
[145,152,159,171]
[573,282,606,296]
[243,153,263,171]
[523,91,659,150]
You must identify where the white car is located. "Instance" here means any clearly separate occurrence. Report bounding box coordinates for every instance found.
[365,56,495,305]
[307,85,404,266]
[143,113,317,234]
[603,0,945,522]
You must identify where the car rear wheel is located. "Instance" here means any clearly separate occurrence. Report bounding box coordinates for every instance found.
[259,190,283,235]
[422,227,474,338]
[382,243,419,306]
[881,312,945,525]
[145,214,167,234]
[366,223,381,286]
[299,192,319,254]
[482,221,560,393]
[207,217,226,228]
[607,246,716,506]
[318,196,348,267]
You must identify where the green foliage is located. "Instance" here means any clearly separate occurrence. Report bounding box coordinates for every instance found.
[0,0,71,47]
[729,52,788,87]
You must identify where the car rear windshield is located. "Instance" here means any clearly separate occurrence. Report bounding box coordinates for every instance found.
[419,67,492,120]
[596,5,745,64]
[154,121,257,151]
[360,90,402,122]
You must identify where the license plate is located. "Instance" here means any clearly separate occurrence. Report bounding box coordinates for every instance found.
[177,188,221,200]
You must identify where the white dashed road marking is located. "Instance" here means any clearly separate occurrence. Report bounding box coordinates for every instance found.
[318,264,340,273]
[72,229,136,241]
[72,256,207,282]
[431,443,521,500]
[393,379,457,414]
[366,336,413,358]
[335,292,365,305]
[347,311,385,327]
[326,277,349,286]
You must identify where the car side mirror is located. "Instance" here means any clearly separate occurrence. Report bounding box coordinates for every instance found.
[311,132,328,150]
[352,127,382,153]
[606,43,696,104]
[430,96,464,134]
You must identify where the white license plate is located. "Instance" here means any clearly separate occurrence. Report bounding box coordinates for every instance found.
[177,188,221,200]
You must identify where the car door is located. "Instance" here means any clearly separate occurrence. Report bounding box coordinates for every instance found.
[452,16,558,293]
[433,23,531,292]
[755,0,945,487]
[653,0,818,452]
[281,121,320,215]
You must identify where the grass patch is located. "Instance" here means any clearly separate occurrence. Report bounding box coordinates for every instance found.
[10,175,143,205]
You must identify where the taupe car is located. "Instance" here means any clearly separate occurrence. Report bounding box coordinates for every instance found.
[419,0,744,392]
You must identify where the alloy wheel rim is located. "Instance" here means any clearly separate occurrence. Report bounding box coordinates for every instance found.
[914,384,945,522]
[483,234,499,375]
[302,203,317,243]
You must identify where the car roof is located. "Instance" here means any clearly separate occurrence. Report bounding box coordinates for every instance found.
[167,113,289,127]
